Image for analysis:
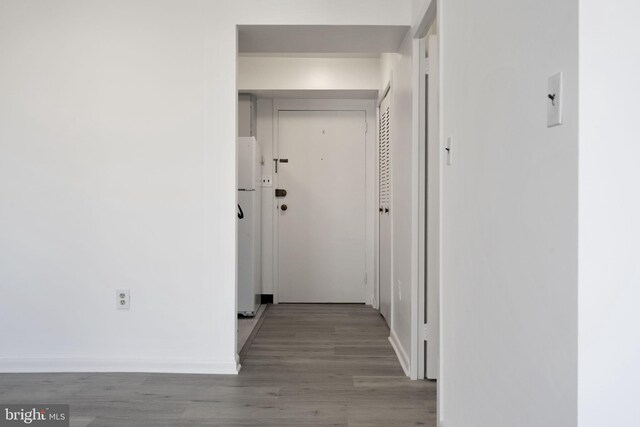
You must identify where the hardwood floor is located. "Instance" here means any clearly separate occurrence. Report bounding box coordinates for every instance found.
[0,304,436,426]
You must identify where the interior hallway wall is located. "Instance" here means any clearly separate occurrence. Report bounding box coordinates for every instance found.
[0,0,412,374]
[238,56,380,92]
[578,1,640,425]
[440,0,579,425]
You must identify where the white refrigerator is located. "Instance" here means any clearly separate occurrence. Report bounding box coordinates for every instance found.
[237,137,262,316]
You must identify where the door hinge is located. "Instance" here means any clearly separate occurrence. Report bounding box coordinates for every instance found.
[364,273,368,285]
[423,323,429,341]
[365,120,368,134]
[424,58,430,75]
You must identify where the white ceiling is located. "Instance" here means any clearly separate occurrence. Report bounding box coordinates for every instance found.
[238,25,409,54]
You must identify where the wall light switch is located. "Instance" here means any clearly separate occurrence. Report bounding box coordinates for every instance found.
[547,72,563,127]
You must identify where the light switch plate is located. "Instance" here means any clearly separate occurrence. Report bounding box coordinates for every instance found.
[547,72,563,127]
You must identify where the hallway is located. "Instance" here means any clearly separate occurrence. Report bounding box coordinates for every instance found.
[0,305,436,426]
[239,304,437,425]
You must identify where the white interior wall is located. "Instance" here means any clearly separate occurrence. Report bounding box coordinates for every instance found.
[238,56,380,91]
[0,0,411,374]
[440,0,579,425]
[578,1,640,425]
[411,0,431,28]
[378,30,416,375]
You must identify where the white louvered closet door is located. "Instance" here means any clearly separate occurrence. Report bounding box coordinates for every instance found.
[379,92,392,324]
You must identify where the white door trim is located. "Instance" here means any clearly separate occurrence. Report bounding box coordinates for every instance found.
[416,35,428,380]
[271,99,377,306]
[411,0,440,383]
[436,3,444,421]
[425,34,441,381]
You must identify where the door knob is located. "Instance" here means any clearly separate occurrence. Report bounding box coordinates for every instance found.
[280,204,288,211]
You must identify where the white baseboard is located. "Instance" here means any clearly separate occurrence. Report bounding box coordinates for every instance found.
[0,357,240,375]
[389,329,410,377]
[235,353,242,372]
[367,295,379,309]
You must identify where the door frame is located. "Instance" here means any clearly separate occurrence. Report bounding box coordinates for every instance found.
[416,33,441,381]
[410,0,441,382]
[271,99,377,305]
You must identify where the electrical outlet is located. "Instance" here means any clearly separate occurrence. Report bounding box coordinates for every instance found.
[116,289,130,310]
[261,176,272,187]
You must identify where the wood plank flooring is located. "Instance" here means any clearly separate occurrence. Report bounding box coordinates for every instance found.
[0,304,436,426]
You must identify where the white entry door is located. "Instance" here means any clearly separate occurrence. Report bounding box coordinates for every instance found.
[378,92,392,324]
[277,110,366,303]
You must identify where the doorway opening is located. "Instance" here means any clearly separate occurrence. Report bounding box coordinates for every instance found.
[234,25,410,360]
[233,25,438,421]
